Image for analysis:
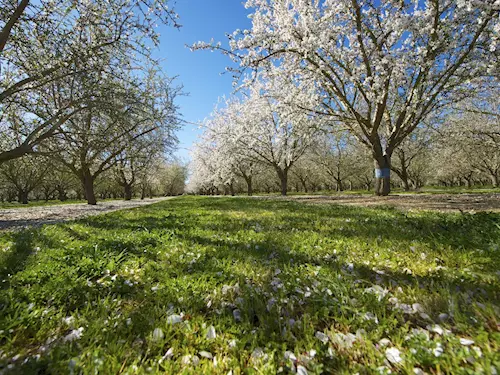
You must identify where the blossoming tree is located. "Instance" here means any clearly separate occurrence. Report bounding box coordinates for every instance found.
[195,75,321,196]
[196,0,499,195]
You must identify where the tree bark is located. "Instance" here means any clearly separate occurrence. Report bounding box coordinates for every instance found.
[57,187,67,201]
[276,168,288,196]
[81,173,97,205]
[18,190,28,204]
[374,155,391,196]
[300,178,308,193]
[244,176,253,196]
[124,184,133,200]
[491,174,499,187]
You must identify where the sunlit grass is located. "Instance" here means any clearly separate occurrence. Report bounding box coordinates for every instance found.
[0,196,498,374]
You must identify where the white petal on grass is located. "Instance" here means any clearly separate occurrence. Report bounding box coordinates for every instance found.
[297,365,308,375]
[251,348,265,360]
[62,316,75,326]
[63,327,84,342]
[412,303,424,313]
[460,338,474,346]
[284,351,297,362]
[385,347,403,364]
[413,368,425,375]
[315,331,329,344]
[433,343,444,357]
[228,339,237,348]
[199,351,213,359]
[472,346,482,357]
[327,347,335,357]
[363,312,379,324]
[159,347,174,363]
[419,313,431,320]
[378,338,391,347]
[428,324,444,335]
[167,314,183,325]
[364,285,389,301]
[152,328,164,341]
[206,325,216,340]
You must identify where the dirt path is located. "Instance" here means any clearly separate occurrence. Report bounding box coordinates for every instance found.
[0,198,172,231]
[260,193,500,213]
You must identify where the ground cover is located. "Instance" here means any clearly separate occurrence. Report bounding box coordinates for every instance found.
[0,196,498,374]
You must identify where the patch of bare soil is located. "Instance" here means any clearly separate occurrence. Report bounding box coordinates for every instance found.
[0,198,172,231]
[263,193,500,213]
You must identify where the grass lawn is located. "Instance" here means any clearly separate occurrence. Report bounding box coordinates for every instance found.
[0,196,499,374]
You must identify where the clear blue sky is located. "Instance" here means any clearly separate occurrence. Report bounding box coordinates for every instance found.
[156,1,252,162]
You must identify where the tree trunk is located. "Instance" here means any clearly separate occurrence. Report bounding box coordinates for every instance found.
[490,174,499,187]
[276,168,288,196]
[57,188,67,201]
[82,173,97,205]
[465,176,472,188]
[300,178,308,193]
[244,177,253,196]
[124,184,133,200]
[374,155,391,196]
[18,190,28,204]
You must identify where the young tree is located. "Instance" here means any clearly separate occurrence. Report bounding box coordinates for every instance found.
[197,0,499,195]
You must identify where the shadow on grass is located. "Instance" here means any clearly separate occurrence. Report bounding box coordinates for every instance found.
[0,196,498,373]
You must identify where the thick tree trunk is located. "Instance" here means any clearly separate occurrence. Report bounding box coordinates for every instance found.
[229,183,235,196]
[81,173,97,205]
[57,188,67,201]
[336,179,344,192]
[276,168,288,196]
[374,155,391,196]
[244,177,253,196]
[124,184,133,200]
[490,174,499,187]
[18,190,28,204]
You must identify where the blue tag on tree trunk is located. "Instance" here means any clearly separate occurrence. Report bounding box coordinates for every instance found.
[375,168,390,178]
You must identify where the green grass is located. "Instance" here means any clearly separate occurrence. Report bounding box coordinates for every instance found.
[248,186,500,197]
[0,196,499,374]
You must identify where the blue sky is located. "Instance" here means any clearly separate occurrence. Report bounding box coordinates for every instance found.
[156,1,253,162]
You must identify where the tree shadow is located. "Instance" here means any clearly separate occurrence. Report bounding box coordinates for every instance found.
[0,197,498,373]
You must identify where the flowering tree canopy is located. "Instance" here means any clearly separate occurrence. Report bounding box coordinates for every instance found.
[196,0,499,195]
[0,0,180,163]
[190,72,321,196]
